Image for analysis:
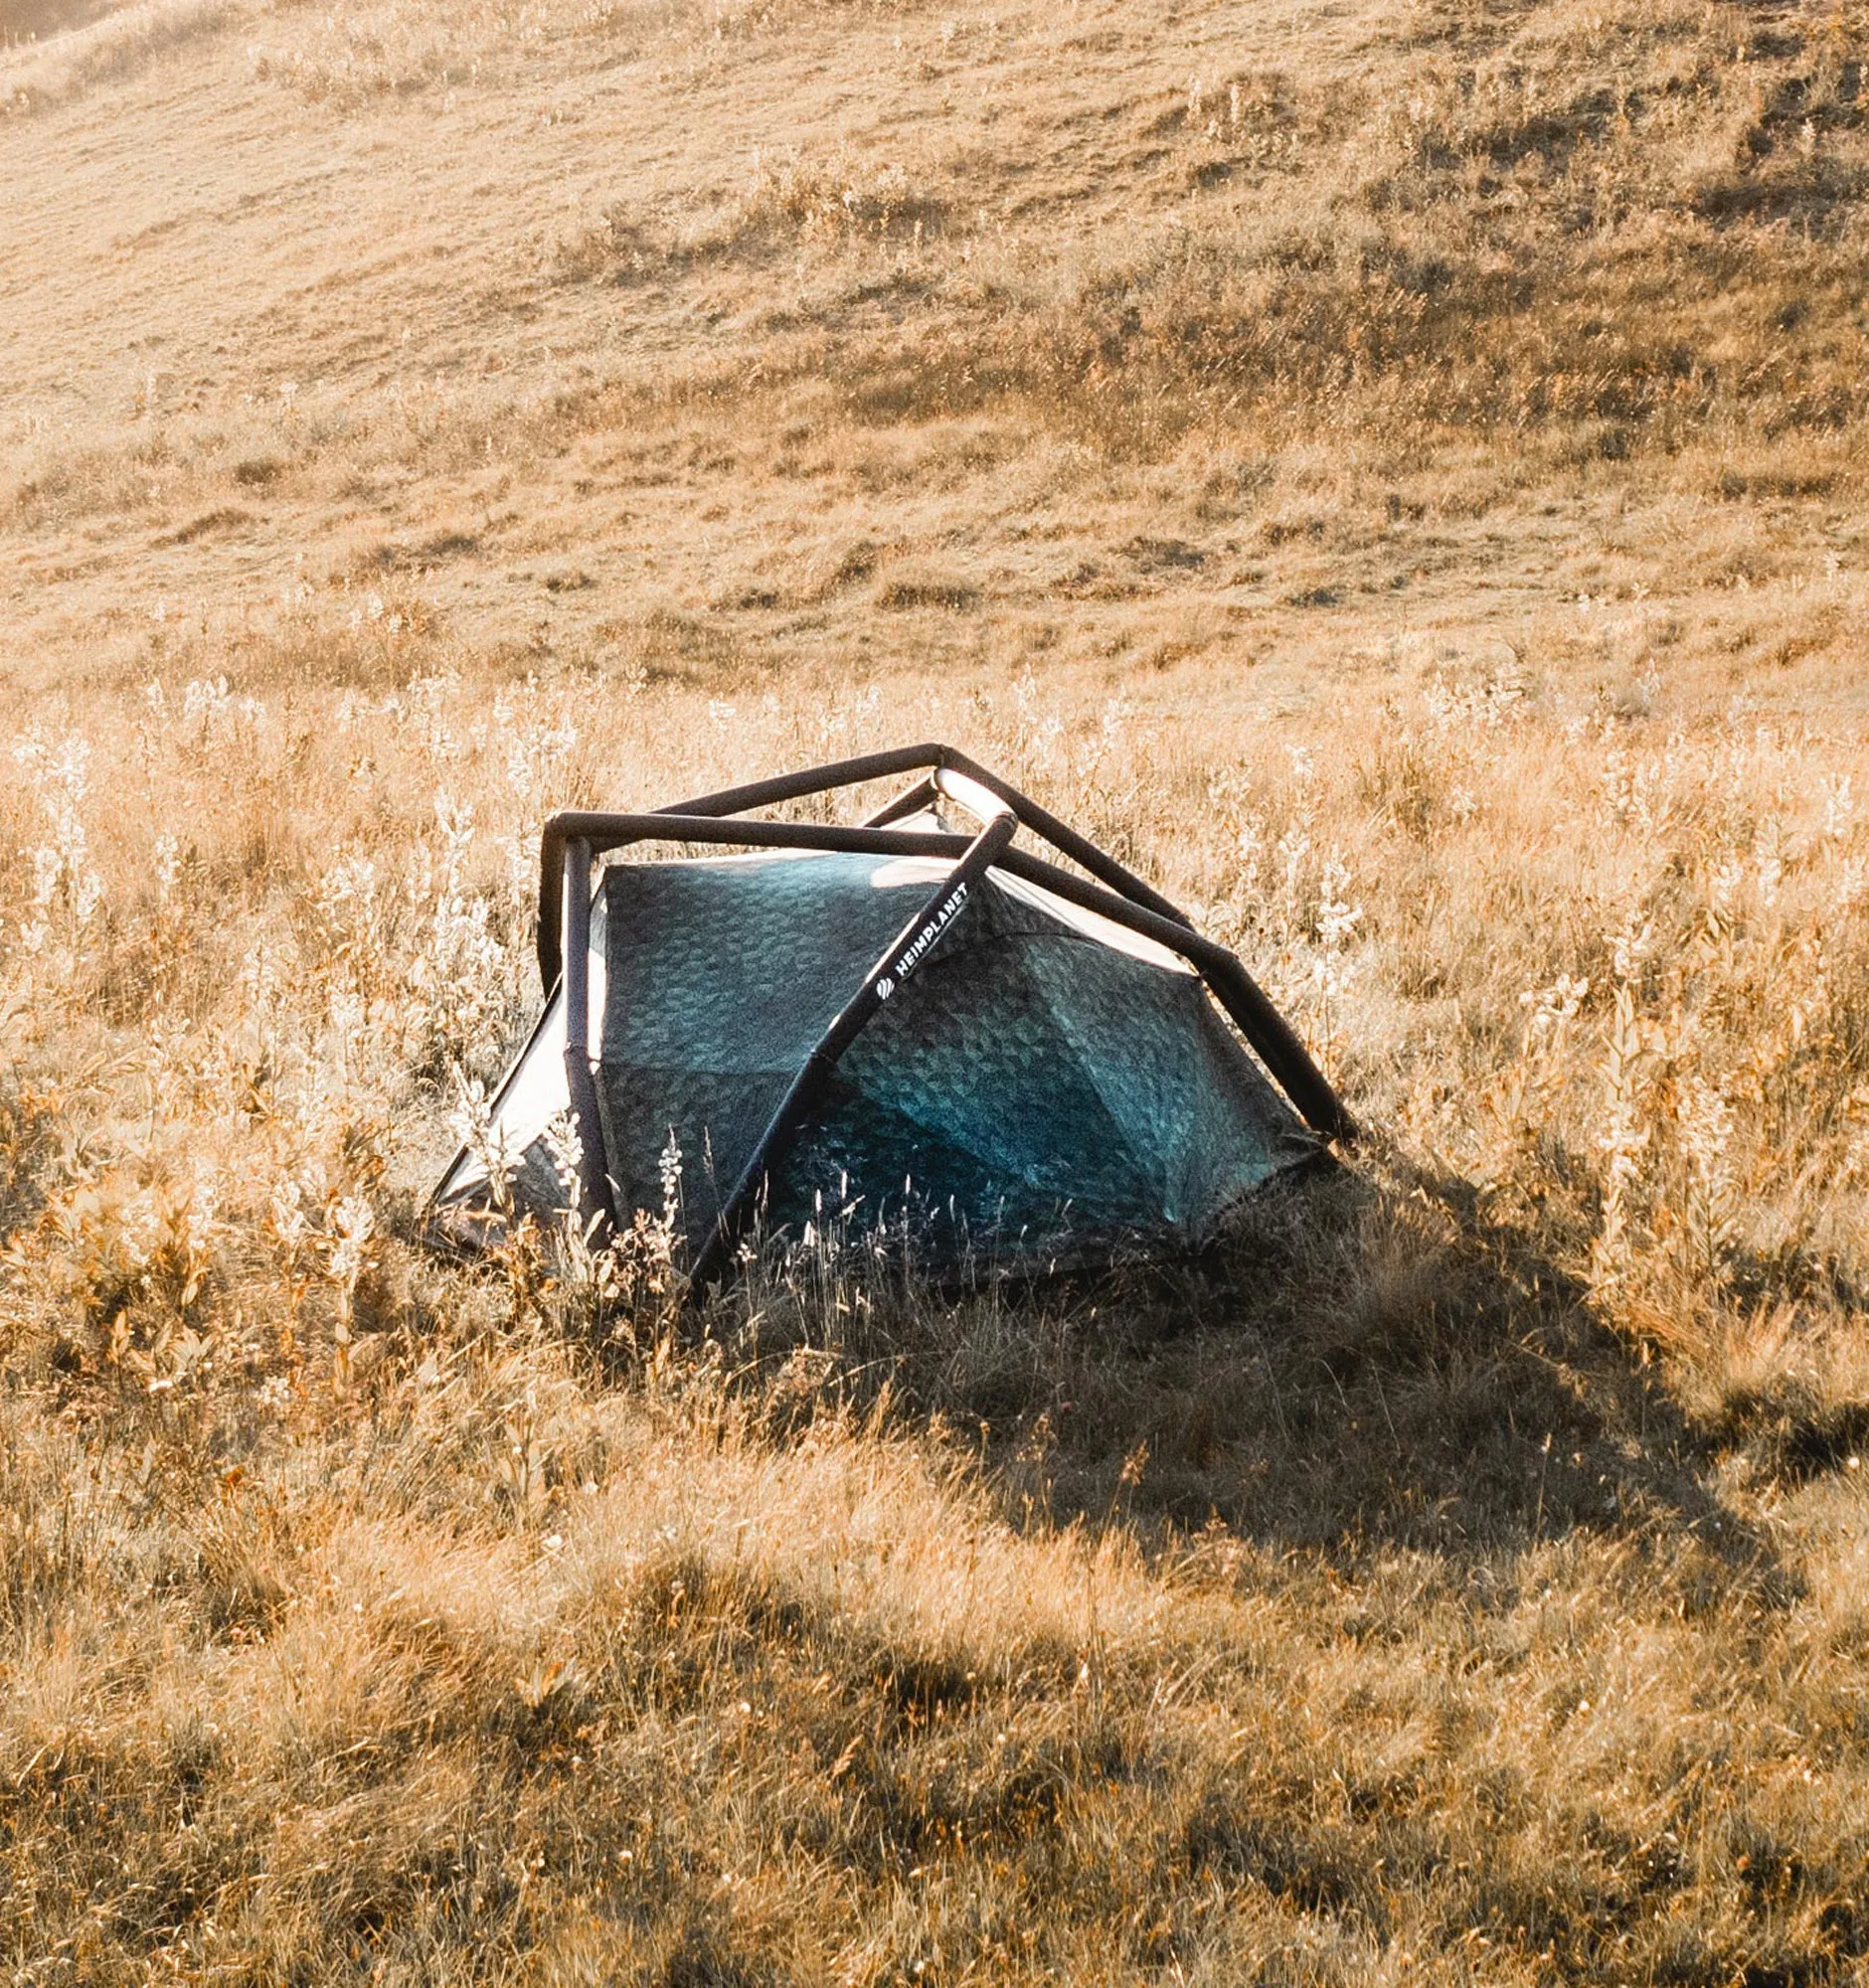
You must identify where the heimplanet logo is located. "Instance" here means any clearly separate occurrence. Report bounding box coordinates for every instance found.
[876,880,969,997]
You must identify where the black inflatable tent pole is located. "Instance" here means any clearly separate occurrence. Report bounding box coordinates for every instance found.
[544,740,948,963]
[687,804,1019,1289]
[932,750,1191,927]
[985,848,1356,1145]
[538,807,1352,1144]
[667,744,1194,927]
[661,744,947,822]
[559,818,970,863]
[862,776,939,828]
[538,744,1190,987]
[537,809,972,989]
[559,837,618,1234]
[535,748,1354,1187]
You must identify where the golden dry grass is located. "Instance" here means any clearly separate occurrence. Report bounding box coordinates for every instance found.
[4,0,1869,1980]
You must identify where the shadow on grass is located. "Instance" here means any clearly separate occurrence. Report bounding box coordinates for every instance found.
[717,1158,1797,1602]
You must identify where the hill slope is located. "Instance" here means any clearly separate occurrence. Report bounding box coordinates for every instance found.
[5,0,1869,700]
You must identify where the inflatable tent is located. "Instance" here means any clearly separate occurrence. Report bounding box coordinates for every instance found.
[429,746,1352,1285]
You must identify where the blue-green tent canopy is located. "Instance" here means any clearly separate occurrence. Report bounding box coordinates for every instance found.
[432,840,1320,1273]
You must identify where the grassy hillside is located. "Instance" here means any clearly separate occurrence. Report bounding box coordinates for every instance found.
[4,0,1869,1981]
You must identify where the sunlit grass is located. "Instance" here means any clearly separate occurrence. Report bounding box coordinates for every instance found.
[5,0,1869,1974]
[3,654,1869,1979]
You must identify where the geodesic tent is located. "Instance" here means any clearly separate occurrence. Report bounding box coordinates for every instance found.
[428,746,1352,1286]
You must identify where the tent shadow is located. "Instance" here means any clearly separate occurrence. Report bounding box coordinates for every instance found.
[941,1161,1791,1602]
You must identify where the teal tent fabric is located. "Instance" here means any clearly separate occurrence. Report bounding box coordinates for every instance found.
[432,847,1317,1270]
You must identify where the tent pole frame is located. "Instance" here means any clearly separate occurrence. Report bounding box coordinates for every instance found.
[533,747,1352,1137]
[537,745,1196,989]
[513,745,1353,1275]
[559,837,617,1235]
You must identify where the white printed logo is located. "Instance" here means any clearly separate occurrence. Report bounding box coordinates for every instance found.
[875,975,896,1000]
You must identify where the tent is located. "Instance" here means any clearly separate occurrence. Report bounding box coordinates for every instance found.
[428,746,1352,1285]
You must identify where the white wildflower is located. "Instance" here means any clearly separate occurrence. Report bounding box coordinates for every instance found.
[269,1178,312,1251]
[1609,912,1654,983]
[1823,774,1854,842]
[13,732,103,940]
[1522,973,1591,1044]
[1315,851,1362,951]
[1757,846,1784,910]
[658,1129,684,1232]
[1276,826,1310,909]
[543,1108,585,1203]
[1678,1071,1737,1269]
[326,1195,375,1287]
[153,832,181,906]
[184,1171,219,1267]
[182,675,233,738]
[451,1073,524,1207]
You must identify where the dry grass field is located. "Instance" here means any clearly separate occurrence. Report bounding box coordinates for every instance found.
[6,0,1869,1979]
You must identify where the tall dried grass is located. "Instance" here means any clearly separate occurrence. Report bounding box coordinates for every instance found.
[6,0,1869,1974]
[3,645,1869,1979]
